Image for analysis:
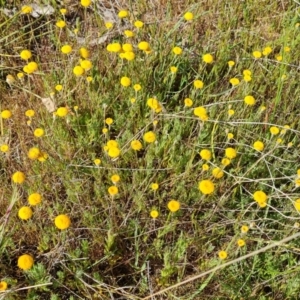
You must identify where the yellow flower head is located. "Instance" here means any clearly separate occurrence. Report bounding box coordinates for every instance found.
[212,167,224,179]
[202,53,214,64]
[118,10,129,18]
[56,20,66,28]
[12,171,26,184]
[244,95,256,106]
[170,66,178,73]
[167,200,180,212]
[108,147,120,158]
[225,147,237,159]
[61,45,72,54]
[227,133,234,140]
[270,126,279,135]
[202,163,209,171]
[34,128,44,138]
[80,0,91,7]
[200,149,212,161]
[184,12,194,21]
[228,109,235,116]
[184,98,193,107]
[253,51,262,58]
[105,22,114,29]
[229,78,240,86]
[111,174,120,183]
[131,140,143,151]
[193,106,208,121]
[124,30,134,37]
[0,281,8,291]
[28,193,42,206]
[133,84,142,91]
[294,199,300,211]
[55,214,71,230]
[262,46,272,56]
[150,183,159,191]
[1,110,12,119]
[253,190,267,203]
[143,131,156,143]
[108,185,118,196]
[120,76,131,87]
[221,158,231,167]
[55,85,63,91]
[73,66,84,76]
[18,206,33,220]
[253,140,264,151]
[172,46,183,55]
[218,250,227,260]
[228,60,235,67]
[237,239,246,247]
[56,107,68,117]
[80,60,92,71]
[138,41,150,51]
[94,158,101,165]
[105,118,113,125]
[198,180,215,194]
[241,225,249,233]
[193,80,204,89]
[28,147,41,160]
[21,5,33,14]
[60,8,67,15]
[20,49,32,60]
[150,210,159,218]
[134,20,144,28]
[0,144,9,153]
[18,254,34,270]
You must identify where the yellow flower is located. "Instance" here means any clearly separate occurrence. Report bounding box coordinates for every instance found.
[170,66,178,73]
[262,46,272,56]
[118,10,129,18]
[253,190,267,203]
[218,250,227,260]
[241,225,249,233]
[105,118,113,125]
[122,43,133,52]
[229,78,240,86]
[123,51,135,60]
[133,84,142,91]
[134,20,144,28]
[18,206,33,220]
[270,126,279,135]
[202,164,209,171]
[106,140,119,149]
[36,151,48,162]
[199,180,215,194]
[60,8,67,15]
[150,183,159,191]
[228,60,235,67]
[55,214,71,230]
[56,20,66,28]
[147,98,160,110]
[111,174,120,183]
[12,171,26,184]
[105,22,114,29]
[80,0,91,7]
[28,147,41,160]
[200,149,212,161]
[253,140,264,151]
[0,144,9,153]
[212,167,224,179]
[86,76,93,82]
[227,133,234,140]
[28,193,42,206]
[257,200,267,208]
[202,53,214,64]
[24,62,38,73]
[108,43,121,52]
[143,131,156,143]
[80,60,92,71]
[21,5,33,14]
[284,46,290,52]
[253,51,262,58]
[167,200,180,212]
[0,281,8,291]
[228,109,235,116]
[108,186,118,196]
[73,66,84,76]
[150,210,159,219]
[237,239,246,247]
[20,50,32,60]
[34,128,44,138]
[294,199,300,211]
[172,46,182,55]
[55,85,63,91]
[56,107,68,117]
[243,70,252,76]
[1,110,12,119]
[131,140,143,151]
[243,75,252,82]
[130,98,136,103]
[17,72,24,79]
[244,95,256,106]
[124,30,134,37]
[193,106,208,121]
[18,254,34,270]
[138,41,150,51]
[225,147,237,159]
[79,48,89,59]
[184,98,193,107]
[108,147,120,158]
[193,80,204,89]
[275,54,282,61]
[61,45,72,54]
[120,76,131,87]
[94,158,101,165]
[221,158,231,167]
[183,12,194,21]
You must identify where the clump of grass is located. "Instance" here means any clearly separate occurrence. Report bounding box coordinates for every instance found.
[1,1,300,299]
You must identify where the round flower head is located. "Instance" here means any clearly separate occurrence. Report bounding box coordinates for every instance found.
[134,20,144,28]
[61,45,72,54]
[262,46,272,56]
[294,199,300,211]
[80,60,92,71]
[193,106,208,121]
[56,107,68,117]
[94,158,101,165]
[111,174,120,183]
[24,62,38,74]
[200,149,212,160]
[172,46,182,55]
[193,80,204,89]
[237,239,245,247]
[138,41,150,51]
[202,164,209,171]
[18,254,34,270]
[79,47,90,58]
[228,60,235,67]
[225,147,237,159]
[105,118,113,125]
[60,8,67,15]
[243,69,252,77]
[218,250,227,260]
[106,140,119,149]
[1,110,12,119]
[73,66,84,76]
[202,53,214,64]
[147,98,160,110]
[131,140,143,151]
[108,185,118,196]
[122,43,133,52]
[21,5,33,14]
[118,10,129,18]
[170,66,178,73]
[212,167,224,179]
[253,140,264,151]
[150,183,159,191]
[54,214,71,230]
[244,95,256,106]
[105,22,114,29]
[28,147,41,160]
[184,12,193,21]
[150,210,159,219]
[228,109,235,116]
[81,0,91,7]
[229,78,240,86]
[253,51,262,58]
[124,51,135,60]
[0,144,9,153]
[199,180,215,194]
[143,131,156,143]
[120,76,131,87]
[56,20,66,28]
[124,30,134,37]
[28,193,42,206]
[133,84,142,92]
[221,158,231,167]
[270,126,279,135]
[55,85,63,92]
[167,200,180,212]
[34,128,44,137]
[0,281,8,291]
[108,147,120,158]
[18,206,33,220]
[37,151,48,162]
[20,49,32,60]
[253,190,267,203]
[184,98,193,107]
[25,109,35,117]
[241,225,249,233]
[12,171,25,184]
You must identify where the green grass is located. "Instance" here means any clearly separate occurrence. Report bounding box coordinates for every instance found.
[1,1,300,299]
